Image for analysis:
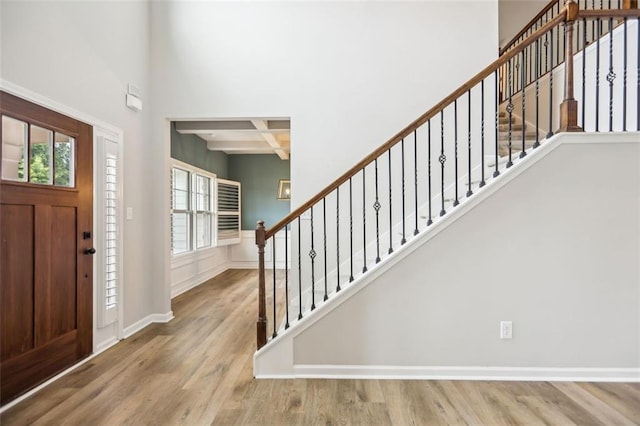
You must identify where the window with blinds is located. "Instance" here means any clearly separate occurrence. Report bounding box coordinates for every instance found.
[170,161,241,255]
[98,136,121,328]
[217,178,241,245]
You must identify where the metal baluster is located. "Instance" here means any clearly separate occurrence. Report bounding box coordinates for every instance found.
[592,0,596,44]
[401,138,406,244]
[297,217,302,320]
[284,225,289,329]
[596,18,601,132]
[453,100,460,206]
[608,15,616,131]
[388,149,394,254]
[583,18,588,129]
[310,206,315,311]
[623,18,628,131]
[494,70,500,178]
[545,28,550,75]
[467,90,473,198]
[556,2,561,66]
[272,238,277,338]
[336,187,341,292]
[323,198,328,301]
[480,80,486,187]
[507,59,514,168]
[362,168,367,273]
[548,28,555,139]
[349,178,354,282]
[534,38,541,148]
[413,130,419,236]
[374,159,381,263]
[520,50,527,159]
[439,110,447,215]
[427,120,434,222]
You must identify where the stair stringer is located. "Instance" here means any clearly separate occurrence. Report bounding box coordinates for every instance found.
[254,131,640,379]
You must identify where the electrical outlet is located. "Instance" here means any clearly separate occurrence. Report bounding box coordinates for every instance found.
[500,321,513,339]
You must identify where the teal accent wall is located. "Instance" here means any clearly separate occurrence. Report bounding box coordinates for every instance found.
[170,123,228,178]
[228,154,290,230]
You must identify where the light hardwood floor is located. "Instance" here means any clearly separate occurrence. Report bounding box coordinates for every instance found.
[2,269,639,425]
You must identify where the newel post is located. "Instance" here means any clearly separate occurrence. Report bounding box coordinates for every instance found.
[256,220,267,349]
[558,0,584,133]
[623,0,638,9]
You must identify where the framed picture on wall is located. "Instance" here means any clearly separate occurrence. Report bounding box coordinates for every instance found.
[277,179,291,200]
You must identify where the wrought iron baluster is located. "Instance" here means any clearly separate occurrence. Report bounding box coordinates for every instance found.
[440,110,447,215]
[374,159,381,262]
[272,239,277,338]
[401,138,407,244]
[336,187,341,292]
[596,18,601,132]
[413,130,419,236]
[583,18,587,129]
[349,178,354,282]
[608,15,616,131]
[548,28,555,139]
[467,90,473,198]
[454,100,460,206]
[480,80,486,187]
[388,149,394,254]
[427,120,434,222]
[494,70,500,178]
[297,216,302,320]
[362,168,367,273]
[309,206,316,311]
[520,50,527,159]
[507,59,514,168]
[284,225,289,329]
[323,198,328,301]
[534,38,541,148]
[623,18,628,131]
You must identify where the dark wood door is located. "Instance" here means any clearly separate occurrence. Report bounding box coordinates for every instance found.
[0,92,93,404]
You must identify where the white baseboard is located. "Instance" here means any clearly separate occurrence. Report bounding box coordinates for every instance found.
[171,262,230,298]
[95,336,120,354]
[123,311,174,339]
[288,365,640,382]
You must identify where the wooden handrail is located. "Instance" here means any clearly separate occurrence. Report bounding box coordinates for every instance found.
[499,0,559,55]
[579,8,640,18]
[264,10,568,240]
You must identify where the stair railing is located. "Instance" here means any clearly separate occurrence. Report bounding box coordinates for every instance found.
[255,1,640,349]
[499,0,638,102]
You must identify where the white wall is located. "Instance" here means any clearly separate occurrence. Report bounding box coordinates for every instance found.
[255,133,640,379]
[150,1,499,204]
[0,1,164,347]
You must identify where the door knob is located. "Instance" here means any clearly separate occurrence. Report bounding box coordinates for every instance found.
[85,248,96,255]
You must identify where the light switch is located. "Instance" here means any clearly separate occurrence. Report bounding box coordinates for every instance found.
[126,207,134,220]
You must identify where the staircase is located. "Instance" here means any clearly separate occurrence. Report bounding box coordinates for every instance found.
[254,3,640,378]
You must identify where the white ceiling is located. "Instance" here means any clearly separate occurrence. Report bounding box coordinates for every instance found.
[175,118,290,160]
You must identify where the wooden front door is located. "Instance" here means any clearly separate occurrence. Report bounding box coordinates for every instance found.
[0,92,93,405]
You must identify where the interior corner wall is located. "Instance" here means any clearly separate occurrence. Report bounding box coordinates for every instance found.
[150,0,499,211]
[228,154,291,230]
[171,124,229,178]
[0,1,160,345]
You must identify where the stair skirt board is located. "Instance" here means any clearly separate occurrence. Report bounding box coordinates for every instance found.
[254,131,640,378]
[280,366,640,382]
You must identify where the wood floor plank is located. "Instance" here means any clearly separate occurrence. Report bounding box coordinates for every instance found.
[1,269,638,426]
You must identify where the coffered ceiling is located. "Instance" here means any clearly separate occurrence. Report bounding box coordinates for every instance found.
[175,118,290,160]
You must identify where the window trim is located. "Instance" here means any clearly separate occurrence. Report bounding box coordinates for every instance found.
[170,159,219,256]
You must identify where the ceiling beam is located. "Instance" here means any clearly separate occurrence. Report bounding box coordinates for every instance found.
[251,119,289,160]
[206,140,274,151]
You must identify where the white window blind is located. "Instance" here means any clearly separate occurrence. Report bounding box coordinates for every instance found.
[97,137,122,328]
[217,178,241,245]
